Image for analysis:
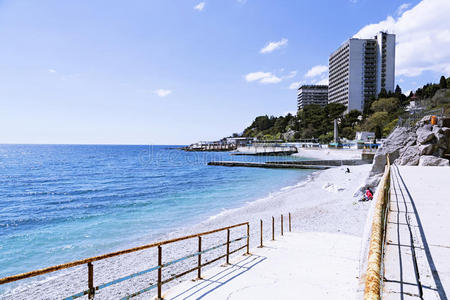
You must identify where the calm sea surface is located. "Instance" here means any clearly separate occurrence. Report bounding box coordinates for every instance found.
[0,145,312,279]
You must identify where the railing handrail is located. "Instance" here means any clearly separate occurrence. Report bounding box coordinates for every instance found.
[0,222,248,285]
[363,155,391,299]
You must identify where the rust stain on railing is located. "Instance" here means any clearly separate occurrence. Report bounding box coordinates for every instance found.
[0,222,249,299]
[364,155,391,300]
[1,212,294,299]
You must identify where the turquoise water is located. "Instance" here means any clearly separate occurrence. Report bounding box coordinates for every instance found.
[0,145,311,279]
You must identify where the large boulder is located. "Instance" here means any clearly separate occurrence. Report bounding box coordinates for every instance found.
[369,127,415,176]
[417,115,432,127]
[418,155,450,166]
[395,145,420,165]
[416,126,435,144]
[419,143,436,155]
[435,127,450,149]
[353,173,383,198]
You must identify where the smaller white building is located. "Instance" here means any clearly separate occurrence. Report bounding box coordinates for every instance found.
[355,131,375,142]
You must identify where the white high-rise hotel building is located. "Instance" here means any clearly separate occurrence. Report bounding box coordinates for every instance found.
[328,32,395,112]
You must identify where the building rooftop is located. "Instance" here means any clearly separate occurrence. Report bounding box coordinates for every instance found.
[298,85,328,90]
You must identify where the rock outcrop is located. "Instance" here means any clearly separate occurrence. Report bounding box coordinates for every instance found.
[419,155,450,166]
[354,115,449,198]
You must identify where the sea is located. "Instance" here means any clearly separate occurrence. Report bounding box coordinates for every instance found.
[0,144,313,282]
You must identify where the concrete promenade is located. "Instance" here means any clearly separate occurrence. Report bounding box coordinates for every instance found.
[383,165,449,299]
[163,232,361,300]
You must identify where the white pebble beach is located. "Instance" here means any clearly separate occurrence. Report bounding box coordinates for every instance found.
[3,151,372,300]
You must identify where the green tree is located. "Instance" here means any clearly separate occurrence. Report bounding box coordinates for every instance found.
[341,127,356,140]
[375,126,382,139]
[440,75,448,89]
[383,118,398,137]
[371,97,400,114]
[363,111,390,133]
[298,104,324,138]
[378,88,388,99]
[340,109,361,129]
[394,85,402,96]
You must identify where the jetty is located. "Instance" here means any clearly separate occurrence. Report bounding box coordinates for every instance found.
[208,161,330,170]
[208,158,373,170]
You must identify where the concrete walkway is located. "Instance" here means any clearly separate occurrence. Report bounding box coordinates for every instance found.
[383,165,449,299]
[163,232,361,300]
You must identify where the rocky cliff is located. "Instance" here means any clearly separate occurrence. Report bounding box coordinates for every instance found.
[355,115,449,197]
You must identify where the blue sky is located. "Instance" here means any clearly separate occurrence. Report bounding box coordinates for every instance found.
[0,0,448,145]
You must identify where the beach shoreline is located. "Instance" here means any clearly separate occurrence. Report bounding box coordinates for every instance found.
[2,155,372,299]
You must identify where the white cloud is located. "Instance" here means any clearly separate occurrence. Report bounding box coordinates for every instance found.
[245,72,272,82]
[260,75,282,84]
[244,71,282,84]
[284,71,297,79]
[154,89,172,97]
[354,0,450,77]
[194,2,205,11]
[48,69,57,73]
[305,65,328,78]
[260,38,288,54]
[396,3,411,16]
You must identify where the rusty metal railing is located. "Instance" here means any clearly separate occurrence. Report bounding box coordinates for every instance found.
[364,155,391,300]
[0,222,249,299]
[258,213,292,249]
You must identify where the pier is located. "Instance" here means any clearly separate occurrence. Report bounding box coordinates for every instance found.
[207,161,331,170]
[208,159,372,170]
[233,144,298,156]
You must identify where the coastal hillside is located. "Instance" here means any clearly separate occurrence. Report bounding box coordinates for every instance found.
[232,76,450,143]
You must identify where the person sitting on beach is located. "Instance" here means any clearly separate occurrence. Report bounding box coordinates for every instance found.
[364,188,373,201]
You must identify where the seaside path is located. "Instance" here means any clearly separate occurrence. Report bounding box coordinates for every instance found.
[163,232,360,300]
[383,165,450,299]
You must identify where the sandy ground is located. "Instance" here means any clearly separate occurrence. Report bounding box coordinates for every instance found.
[293,148,363,160]
[2,164,372,299]
[164,232,361,300]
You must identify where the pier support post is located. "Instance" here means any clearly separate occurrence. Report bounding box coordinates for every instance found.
[246,223,250,255]
[88,262,94,299]
[272,217,275,241]
[259,219,263,248]
[289,212,291,232]
[197,236,202,279]
[157,246,162,299]
[226,229,230,264]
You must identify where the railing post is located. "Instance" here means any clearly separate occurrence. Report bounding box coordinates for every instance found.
[88,262,94,299]
[197,236,202,279]
[226,229,230,264]
[246,223,250,255]
[259,219,263,248]
[289,212,291,232]
[272,216,275,241]
[281,214,284,236]
[157,245,162,300]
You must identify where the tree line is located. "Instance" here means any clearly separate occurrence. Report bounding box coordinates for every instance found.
[232,75,450,143]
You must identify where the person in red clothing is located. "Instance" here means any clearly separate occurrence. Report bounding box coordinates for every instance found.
[364,188,373,201]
